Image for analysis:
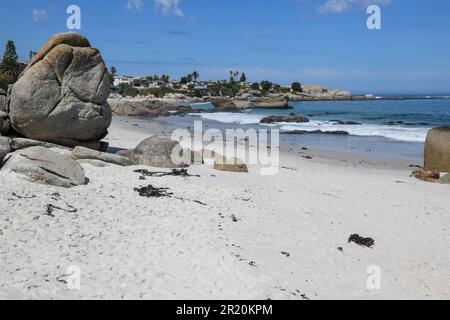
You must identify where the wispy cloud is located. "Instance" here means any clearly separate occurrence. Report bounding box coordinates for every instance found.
[317,0,392,14]
[127,0,144,12]
[32,9,48,24]
[154,0,184,17]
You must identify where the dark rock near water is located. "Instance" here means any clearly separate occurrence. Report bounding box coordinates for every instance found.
[330,120,362,125]
[282,130,350,136]
[8,33,112,148]
[260,115,310,124]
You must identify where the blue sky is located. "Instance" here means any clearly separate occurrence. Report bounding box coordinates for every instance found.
[0,0,449,94]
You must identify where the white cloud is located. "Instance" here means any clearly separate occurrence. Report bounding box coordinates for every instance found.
[154,0,184,17]
[127,0,144,12]
[317,0,392,14]
[32,9,48,24]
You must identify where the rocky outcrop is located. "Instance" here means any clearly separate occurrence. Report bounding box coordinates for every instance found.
[132,135,188,168]
[8,33,112,148]
[260,115,310,124]
[71,146,134,166]
[0,136,12,161]
[1,146,86,188]
[251,98,293,109]
[210,98,242,111]
[424,126,450,172]
[109,99,171,117]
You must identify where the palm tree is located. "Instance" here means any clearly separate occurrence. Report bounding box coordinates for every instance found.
[192,71,199,83]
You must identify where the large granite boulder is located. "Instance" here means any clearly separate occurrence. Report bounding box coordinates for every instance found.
[8,33,112,147]
[1,146,86,188]
[132,135,188,168]
[424,126,450,172]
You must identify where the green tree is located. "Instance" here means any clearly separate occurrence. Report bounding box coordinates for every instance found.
[291,82,302,92]
[0,73,12,91]
[239,72,247,83]
[0,40,19,83]
[251,82,260,90]
[119,83,139,97]
[260,80,272,91]
[192,71,199,83]
[110,66,117,77]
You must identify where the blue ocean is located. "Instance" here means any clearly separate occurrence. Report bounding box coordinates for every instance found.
[194,98,450,143]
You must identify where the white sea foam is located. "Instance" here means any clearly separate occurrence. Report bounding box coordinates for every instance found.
[193,112,429,143]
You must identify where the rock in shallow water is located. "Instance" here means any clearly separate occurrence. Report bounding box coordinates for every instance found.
[8,33,112,147]
[1,146,86,188]
[260,115,310,124]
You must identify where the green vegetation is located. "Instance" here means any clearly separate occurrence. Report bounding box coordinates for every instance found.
[119,83,176,98]
[239,72,247,83]
[192,71,199,82]
[0,40,19,90]
[291,82,303,92]
[207,82,241,97]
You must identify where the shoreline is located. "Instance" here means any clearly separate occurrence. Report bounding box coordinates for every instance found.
[107,115,425,163]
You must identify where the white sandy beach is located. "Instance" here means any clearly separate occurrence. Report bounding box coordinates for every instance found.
[1,116,450,300]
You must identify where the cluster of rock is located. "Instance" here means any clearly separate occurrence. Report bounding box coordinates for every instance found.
[0,33,113,187]
[260,114,310,124]
[211,96,292,111]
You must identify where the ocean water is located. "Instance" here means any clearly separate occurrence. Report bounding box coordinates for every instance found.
[193,99,450,143]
